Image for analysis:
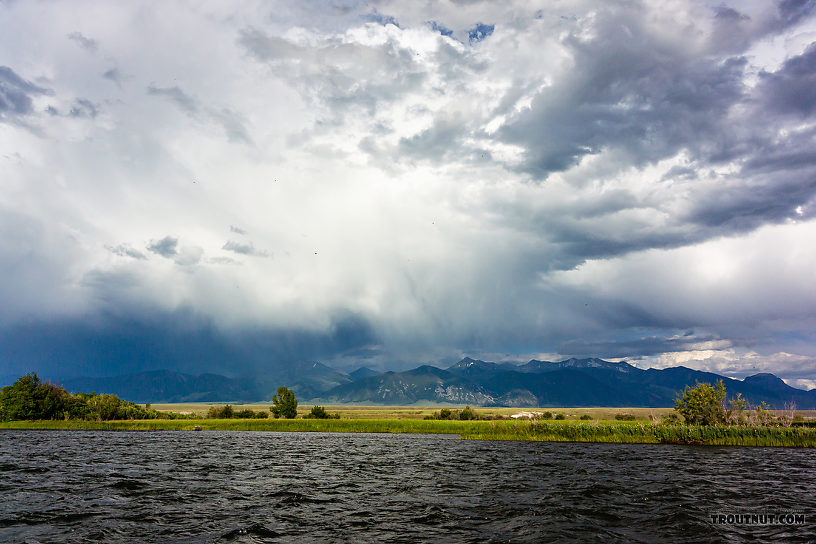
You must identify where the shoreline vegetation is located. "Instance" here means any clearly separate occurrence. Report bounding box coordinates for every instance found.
[3,373,816,446]
[2,418,816,447]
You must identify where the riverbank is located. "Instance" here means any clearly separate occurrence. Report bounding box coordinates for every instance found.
[3,419,816,446]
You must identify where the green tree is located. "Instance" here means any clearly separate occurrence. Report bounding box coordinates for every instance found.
[0,373,41,421]
[0,373,78,421]
[674,380,727,426]
[270,387,297,419]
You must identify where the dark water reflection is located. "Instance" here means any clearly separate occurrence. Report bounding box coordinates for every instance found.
[1,430,814,543]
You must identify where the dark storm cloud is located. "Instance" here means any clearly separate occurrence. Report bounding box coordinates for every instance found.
[708,1,815,53]
[559,333,726,359]
[0,310,378,379]
[0,66,53,121]
[67,31,98,52]
[757,42,816,117]
[685,170,816,230]
[146,236,178,258]
[427,5,810,276]
[708,6,754,53]
[499,24,748,177]
[675,44,816,231]
[222,240,269,257]
[768,0,816,32]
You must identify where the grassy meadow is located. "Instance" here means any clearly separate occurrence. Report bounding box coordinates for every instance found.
[3,404,816,447]
[147,403,679,422]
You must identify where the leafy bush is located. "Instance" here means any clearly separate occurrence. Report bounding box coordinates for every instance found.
[235,409,268,419]
[459,406,477,420]
[427,407,482,420]
[207,405,234,419]
[554,413,566,420]
[615,413,636,421]
[303,405,339,419]
[541,411,553,420]
[661,413,682,425]
[580,414,593,420]
[674,381,726,426]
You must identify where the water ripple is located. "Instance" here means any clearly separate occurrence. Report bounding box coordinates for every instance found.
[0,430,814,543]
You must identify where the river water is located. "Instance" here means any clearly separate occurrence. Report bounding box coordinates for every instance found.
[1,430,814,543]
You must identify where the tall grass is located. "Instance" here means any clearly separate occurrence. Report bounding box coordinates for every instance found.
[0,418,494,434]
[461,421,816,447]
[2,419,815,447]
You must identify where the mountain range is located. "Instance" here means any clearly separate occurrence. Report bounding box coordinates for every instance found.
[55,357,816,409]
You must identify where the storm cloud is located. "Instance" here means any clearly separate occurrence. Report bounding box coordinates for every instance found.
[0,1,815,387]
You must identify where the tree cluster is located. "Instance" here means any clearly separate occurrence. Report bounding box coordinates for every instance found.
[0,373,191,421]
[424,406,484,420]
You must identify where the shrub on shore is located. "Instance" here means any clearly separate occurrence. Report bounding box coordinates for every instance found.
[303,405,340,419]
[425,406,482,420]
[672,381,800,428]
[206,405,268,419]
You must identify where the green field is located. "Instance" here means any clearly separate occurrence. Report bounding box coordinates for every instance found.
[3,417,816,447]
[4,403,815,447]
[148,403,680,421]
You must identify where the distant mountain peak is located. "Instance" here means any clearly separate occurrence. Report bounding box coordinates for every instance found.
[743,373,789,390]
[555,357,637,373]
[747,372,782,379]
[348,366,379,382]
[452,356,483,367]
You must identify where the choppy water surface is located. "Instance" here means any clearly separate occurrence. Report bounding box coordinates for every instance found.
[1,430,814,543]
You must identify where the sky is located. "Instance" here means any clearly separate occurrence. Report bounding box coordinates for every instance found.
[1,0,815,389]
